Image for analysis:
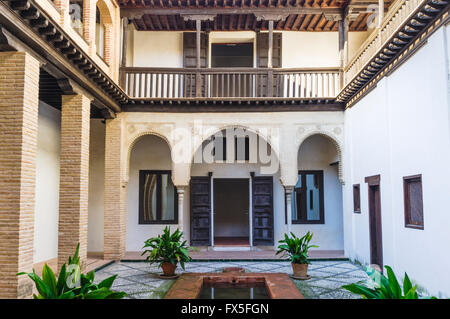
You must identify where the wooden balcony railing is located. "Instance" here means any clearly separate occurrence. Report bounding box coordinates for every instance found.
[344,0,425,86]
[120,67,341,99]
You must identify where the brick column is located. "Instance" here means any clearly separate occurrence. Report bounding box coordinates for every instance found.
[103,23,113,65]
[0,52,40,298]
[83,0,96,49]
[104,116,126,260]
[54,0,70,26]
[57,94,91,270]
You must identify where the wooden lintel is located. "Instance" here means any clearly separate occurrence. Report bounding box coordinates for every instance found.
[56,78,76,95]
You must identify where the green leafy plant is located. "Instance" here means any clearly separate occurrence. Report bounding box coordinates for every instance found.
[276,231,318,264]
[17,244,126,299]
[342,265,436,299]
[141,226,192,270]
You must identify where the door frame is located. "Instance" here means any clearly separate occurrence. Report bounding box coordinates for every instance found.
[365,174,383,268]
[212,177,251,246]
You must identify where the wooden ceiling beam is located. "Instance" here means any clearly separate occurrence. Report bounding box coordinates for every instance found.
[121,7,344,18]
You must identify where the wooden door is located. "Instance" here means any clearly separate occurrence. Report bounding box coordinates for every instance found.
[366,176,383,268]
[252,176,274,246]
[190,176,211,246]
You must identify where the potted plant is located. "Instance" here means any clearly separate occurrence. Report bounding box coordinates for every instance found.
[276,231,318,279]
[141,226,192,276]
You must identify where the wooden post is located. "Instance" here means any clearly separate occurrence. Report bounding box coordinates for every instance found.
[196,19,201,68]
[338,17,348,88]
[267,20,274,97]
[378,0,384,28]
[195,19,202,97]
[268,20,274,69]
[120,18,128,89]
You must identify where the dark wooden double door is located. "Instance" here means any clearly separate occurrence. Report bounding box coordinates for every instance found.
[190,176,274,246]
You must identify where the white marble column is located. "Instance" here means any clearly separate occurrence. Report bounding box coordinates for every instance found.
[177,186,186,234]
[284,186,294,234]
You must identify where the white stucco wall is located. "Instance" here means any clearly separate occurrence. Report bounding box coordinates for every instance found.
[343,25,450,297]
[88,120,106,253]
[282,32,339,68]
[131,31,184,67]
[34,102,60,263]
[130,30,367,69]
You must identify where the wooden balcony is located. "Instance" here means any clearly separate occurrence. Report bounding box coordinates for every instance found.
[120,67,341,100]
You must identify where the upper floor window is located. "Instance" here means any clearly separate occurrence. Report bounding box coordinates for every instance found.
[292,171,324,224]
[95,7,105,58]
[69,0,83,37]
[403,174,424,229]
[353,184,361,213]
[139,170,178,224]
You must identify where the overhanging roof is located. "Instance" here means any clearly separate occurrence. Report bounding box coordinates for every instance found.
[119,0,394,31]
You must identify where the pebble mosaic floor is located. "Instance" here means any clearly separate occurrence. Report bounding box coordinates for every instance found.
[94,260,369,299]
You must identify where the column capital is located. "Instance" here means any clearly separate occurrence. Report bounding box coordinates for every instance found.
[323,13,344,22]
[254,13,289,21]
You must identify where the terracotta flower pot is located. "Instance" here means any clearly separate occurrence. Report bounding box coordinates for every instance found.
[161,262,177,276]
[291,263,309,278]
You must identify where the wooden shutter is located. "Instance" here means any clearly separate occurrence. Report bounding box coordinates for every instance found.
[252,176,274,246]
[183,32,208,97]
[190,176,211,246]
[256,32,282,68]
[256,32,282,97]
[183,32,208,68]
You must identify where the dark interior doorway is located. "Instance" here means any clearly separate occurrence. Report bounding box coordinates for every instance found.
[211,43,253,67]
[211,43,253,97]
[213,178,249,246]
[368,181,383,268]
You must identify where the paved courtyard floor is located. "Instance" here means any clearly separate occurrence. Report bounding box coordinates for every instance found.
[94,260,369,299]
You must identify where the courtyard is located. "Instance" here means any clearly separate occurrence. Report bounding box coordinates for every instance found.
[94,260,369,299]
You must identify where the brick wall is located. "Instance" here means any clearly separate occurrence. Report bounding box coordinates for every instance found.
[104,117,126,260]
[0,52,40,298]
[58,94,91,270]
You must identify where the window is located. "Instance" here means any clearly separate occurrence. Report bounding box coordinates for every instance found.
[353,184,361,213]
[69,0,84,36]
[403,174,424,229]
[139,170,178,224]
[95,7,105,58]
[292,170,324,224]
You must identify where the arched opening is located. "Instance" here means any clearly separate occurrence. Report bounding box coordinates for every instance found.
[95,0,113,64]
[189,127,282,247]
[293,134,344,251]
[126,134,176,252]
